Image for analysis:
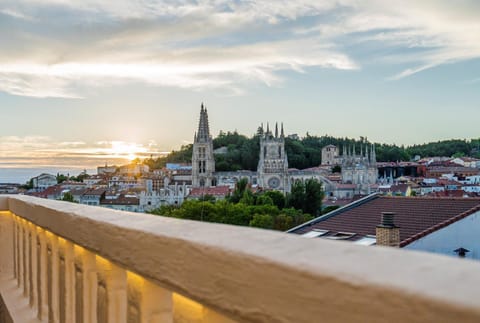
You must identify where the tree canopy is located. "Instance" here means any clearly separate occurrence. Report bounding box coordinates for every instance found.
[143,131,480,171]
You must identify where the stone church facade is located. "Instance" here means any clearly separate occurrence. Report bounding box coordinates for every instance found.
[257,123,290,193]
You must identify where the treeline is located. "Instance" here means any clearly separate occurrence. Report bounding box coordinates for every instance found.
[148,178,325,231]
[143,131,480,171]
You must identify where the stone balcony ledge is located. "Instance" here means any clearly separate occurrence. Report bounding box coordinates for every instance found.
[1,195,480,322]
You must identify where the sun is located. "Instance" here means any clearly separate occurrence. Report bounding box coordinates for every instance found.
[110,141,142,161]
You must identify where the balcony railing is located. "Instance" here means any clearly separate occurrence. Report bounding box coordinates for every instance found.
[1,195,480,322]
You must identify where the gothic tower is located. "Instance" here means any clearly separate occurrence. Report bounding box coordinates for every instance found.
[257,122,290,193]
[192,103,215,187]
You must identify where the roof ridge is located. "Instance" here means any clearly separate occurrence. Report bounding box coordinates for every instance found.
[400,204,480,247]
[382,196,480,201]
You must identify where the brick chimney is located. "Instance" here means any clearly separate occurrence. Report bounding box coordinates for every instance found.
[376,212,400,247]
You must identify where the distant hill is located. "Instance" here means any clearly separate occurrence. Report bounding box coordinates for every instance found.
[143,131,480,171]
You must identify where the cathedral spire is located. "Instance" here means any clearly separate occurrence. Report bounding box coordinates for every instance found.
[266,122,270,134]
[371,144,377,164]
[281,123,284,138]
[275,122,279,138]
[196,103,210,143]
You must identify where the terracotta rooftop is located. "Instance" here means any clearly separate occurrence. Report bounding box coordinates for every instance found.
[84,187,107,196]
[100,194,139,205]
[189,186,230,197]
[290,195,480,247]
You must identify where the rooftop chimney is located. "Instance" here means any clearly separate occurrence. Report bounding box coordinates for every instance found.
[376,212,400,247]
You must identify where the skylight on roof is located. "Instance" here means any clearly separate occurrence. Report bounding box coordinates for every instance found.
[325,232,356,240]
[301,229,329,238]
[354,236,377,246]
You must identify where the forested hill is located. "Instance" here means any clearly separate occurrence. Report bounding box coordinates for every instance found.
[143,131,480,171]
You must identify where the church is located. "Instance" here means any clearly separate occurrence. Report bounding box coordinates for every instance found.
[192,103,377,195]
[191,104,292,193]
[191,104,337,194]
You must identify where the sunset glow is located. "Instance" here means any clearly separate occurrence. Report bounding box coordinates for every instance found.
[0,0,479,178]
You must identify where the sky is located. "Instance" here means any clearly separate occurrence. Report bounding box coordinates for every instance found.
[0,0,479,174]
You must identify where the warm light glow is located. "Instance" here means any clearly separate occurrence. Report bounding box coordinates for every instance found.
[173,293,204,320]
[127,271,145,289]
[109,141,145,161]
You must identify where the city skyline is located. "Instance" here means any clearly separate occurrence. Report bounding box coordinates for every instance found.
[1,0,479,167]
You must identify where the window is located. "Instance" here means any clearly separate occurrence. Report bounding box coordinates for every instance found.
[301,229,329,238]
[325,232,356,240]
[354,235,376,246]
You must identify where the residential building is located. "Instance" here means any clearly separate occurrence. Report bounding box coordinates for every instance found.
[100,193,140,212]
[188,186,230,200]
[97,163,117,175]
[80,187,107,206]
[289,194,480,260]
[31,173,57,190]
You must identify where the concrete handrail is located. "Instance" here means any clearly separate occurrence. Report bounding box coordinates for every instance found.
[2,195,480,322]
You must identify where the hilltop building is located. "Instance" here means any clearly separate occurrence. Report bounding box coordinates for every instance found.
[321,145,340,165]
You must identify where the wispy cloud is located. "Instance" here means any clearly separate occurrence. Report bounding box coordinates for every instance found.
[0,8,34,20]
[0,39,357,97]
[0,0,479,97]
[0,136,167,165]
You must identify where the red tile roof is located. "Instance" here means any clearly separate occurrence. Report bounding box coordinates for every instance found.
[189,186,230,197]
[291,195,480,247]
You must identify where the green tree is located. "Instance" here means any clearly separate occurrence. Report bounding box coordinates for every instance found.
[229,178,249,203]
[56,173,69,184]
[286,181,306,210]
[249,214,274,229]
[239,190,254,205]
[61,192,75,203]
[304,179,323,216]
[256,194,274,206]
[263,190,286,209]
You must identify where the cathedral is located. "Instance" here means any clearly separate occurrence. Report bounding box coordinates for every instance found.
[191,104,377,196]
[191,104,291,193]
[257,123,290,192]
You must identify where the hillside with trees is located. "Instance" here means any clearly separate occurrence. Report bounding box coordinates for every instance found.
[143,132,480,171]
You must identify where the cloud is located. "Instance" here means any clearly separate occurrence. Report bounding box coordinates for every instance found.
[0,136,167,162]
[0,39,357,97]
[0,8,34,20]
[0,0,479,97]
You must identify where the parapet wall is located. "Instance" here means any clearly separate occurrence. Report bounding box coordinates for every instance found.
[1,195,480,322]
